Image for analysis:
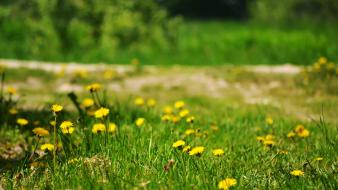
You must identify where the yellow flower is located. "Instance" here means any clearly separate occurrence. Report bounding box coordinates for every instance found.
[182,145,191,153]
[147,98,156,107]
[40,143,54,151]
[318,56,327,65]
[263,140,275,147]
[184,129,195,136]
[218,178,237,190]
[60,121,73,129]
[189,146,205,156]
[314,157,323,161]
[290,170,304,177]
[172,140,185,148]
[287,131,296,138]
[50,121,56,127]
[294,125,310,138]
[161,114,172,122]
[163,105,173,114]
[135,118,145,127]
[32,127,49,137]
[17,118,28,126]
[212,149,225,156]
[94,107,110,118]
[82,98,94,108]
[174,101,185,109]
[60,121,75,134]
[108,123,117,133]
[265,134,274,140]
[256,136,265,142]
[186,116,195,124]
[7,86,16,95]
[265,117,273,125]
[51,104,63,113]
[9,108,18,115]
[92,123,106,134]
[179,109,189,118]
[134,97,144,106]
[171,116,181,123]
[86,83,101,92]
[61,127,75,134]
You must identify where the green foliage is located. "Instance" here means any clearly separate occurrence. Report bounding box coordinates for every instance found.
[250,0,338,24]
[0,0,181,61]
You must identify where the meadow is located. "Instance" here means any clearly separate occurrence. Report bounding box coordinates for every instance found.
[0,57,337,189]
[1,21,337,66]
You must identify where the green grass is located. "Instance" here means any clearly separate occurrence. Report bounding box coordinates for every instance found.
[1,21,337,66]
[0,65,337,189]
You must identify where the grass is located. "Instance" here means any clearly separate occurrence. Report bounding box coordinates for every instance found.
[0,63,337,189]
[1,21,337,66]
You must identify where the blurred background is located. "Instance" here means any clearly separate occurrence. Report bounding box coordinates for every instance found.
[0,0,337,65]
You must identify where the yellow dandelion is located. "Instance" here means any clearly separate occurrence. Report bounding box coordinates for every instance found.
[134,97,145,106]
[183,145,191,153]
[82,98,94,108]
[163,105,173,114]
[108,123,117,133]
[60,121,75,134]
[135,118,145,127]
[179,109,190,118]
[146,98,156,107]
[86,83,101,92]
[60,121,73,129]
[263,140,275,147]
[161,114,172,122]
[314,157,323,161]
[7,86,16,95]
[290,170,304,177]
[256,136,265,142]
[51,104,63,113]
[294,125,310,138]
[212,149,225,156]
[318,56,327,64]
[184,129,195,136]
[94,107,110,118]
[174,101,185,109]
[265,134,274,140]
[9,108,18,115]
[61,127,75,134]
[218,178,237,190]
[32,127,49,137]
[92,123,106,134]
[40,143,54,152]
[17,118,28,126]
[172,140,185,148]
[265,117,273,125]
[186,116,195,124]
[287,131,296,138]
[189,146,205,156]
[171,116,181,123]
[50,120,56,127]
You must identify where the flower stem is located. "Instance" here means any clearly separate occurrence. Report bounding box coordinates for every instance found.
[53,114,57,172]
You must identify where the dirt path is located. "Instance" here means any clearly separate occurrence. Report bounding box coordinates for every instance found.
[0,59,301,74]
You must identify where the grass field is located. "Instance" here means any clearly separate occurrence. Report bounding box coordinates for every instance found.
[1,21,337,66]
[0,58,337,189]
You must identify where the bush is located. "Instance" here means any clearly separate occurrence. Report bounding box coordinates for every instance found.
[0,0,181,61]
